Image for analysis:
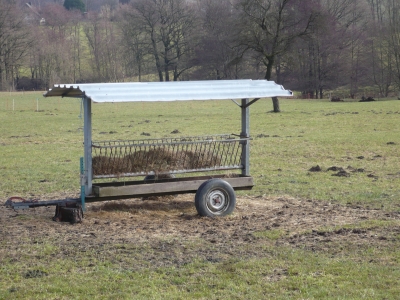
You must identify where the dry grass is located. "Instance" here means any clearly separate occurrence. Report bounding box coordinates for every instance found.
[92,148,222,176]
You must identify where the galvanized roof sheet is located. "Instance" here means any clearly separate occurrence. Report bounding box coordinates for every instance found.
[43,80,292,103]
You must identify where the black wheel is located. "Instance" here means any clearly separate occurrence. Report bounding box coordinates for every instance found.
[195,179,236,217]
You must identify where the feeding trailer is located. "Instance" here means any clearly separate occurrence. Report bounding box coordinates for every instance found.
[10,80,292,217]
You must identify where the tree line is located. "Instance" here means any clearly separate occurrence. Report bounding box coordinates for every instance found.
[1,0,400,103]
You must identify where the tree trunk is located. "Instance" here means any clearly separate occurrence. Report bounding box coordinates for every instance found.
[265,58,280,113]
[164,61,170,81]
[272,97,280,112]
[138,61,141,82]
[150,32,163,82]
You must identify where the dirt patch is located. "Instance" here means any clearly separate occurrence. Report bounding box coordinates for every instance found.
[1,195,399,270]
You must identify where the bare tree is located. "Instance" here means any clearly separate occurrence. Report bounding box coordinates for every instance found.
[31,23,70,88]
[125,0,164,81]
[364,0,395,97]
[169,0,199,81]
[0,0,33,90]
[69,12,84,83]
[8,0,400,97]
[40,4,84,84]
[387,0,400,92]
[195,0,247,80]
[26,4,84,88]
[237,0,316,112]
[84,6,123,82]
[124,0,198,82]
[119,6,150,81]
[295,0,367,99]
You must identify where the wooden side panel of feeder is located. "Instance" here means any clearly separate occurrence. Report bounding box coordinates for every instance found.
[92,176,253,198]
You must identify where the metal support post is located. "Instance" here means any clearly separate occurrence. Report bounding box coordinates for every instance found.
[241,98,250,176]
[80,157,86,211]
[83,96,92,196]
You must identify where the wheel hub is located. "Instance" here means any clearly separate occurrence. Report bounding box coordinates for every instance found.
[207,190,227,212]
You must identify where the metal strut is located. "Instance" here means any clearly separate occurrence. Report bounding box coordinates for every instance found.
[241,98,250,176]
[5,197,79,210]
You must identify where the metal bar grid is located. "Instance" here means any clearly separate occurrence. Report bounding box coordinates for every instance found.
[91,134,249,179]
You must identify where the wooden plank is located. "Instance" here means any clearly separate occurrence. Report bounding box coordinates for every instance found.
[93,174,239,187]
[93,176,253,198]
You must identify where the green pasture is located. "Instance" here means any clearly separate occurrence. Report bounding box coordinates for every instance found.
[1,91,400,299]
[1,92,399,209]
[2,241,400,299]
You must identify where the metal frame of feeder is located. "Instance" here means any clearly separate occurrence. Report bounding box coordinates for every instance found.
[7,80,291,216]
[91,134,249,178]
[80,96,252,201]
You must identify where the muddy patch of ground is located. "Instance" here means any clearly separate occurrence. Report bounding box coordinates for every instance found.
[1,195,399,270]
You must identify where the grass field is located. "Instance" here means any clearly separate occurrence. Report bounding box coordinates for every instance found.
[1,91,400,299]
[1,92,399,207]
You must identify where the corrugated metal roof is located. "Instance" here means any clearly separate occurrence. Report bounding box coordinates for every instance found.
[43,80,292,103]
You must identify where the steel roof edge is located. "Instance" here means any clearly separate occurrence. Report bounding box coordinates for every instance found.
[43,79,292,102]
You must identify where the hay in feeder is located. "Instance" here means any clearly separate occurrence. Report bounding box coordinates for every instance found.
[92,155,131,176]
[126,148,181,173]
[182,150,222,169]
[92,148,222,176]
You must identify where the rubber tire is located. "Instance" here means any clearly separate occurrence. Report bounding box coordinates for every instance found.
[195,179,236,217]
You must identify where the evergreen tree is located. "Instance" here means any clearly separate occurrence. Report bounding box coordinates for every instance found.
[63,0,85,12]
